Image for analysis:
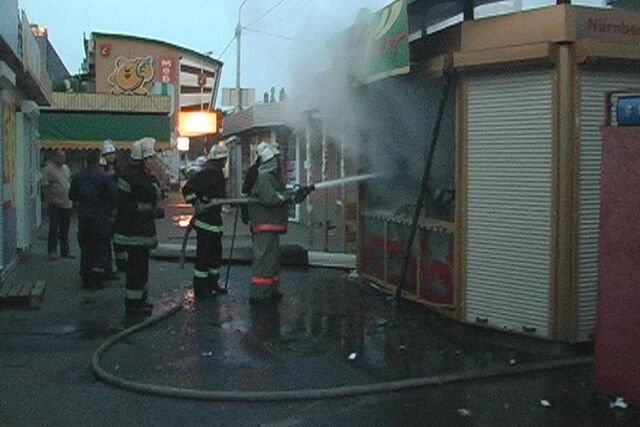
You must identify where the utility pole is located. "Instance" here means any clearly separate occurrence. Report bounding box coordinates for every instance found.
[236,0,249,112]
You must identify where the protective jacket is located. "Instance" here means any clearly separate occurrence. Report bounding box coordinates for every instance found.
[69,165,116,220]
[240,160,260,224]
[248,158,289,234]
[182,161,226,232]
[113,162,158,248]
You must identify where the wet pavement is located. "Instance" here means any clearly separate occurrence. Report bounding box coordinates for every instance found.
[1,202,639,426]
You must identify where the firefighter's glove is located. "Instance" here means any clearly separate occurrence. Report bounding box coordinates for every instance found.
[293,185,314,204]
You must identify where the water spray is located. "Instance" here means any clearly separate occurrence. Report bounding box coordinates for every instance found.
[311,173,380,190]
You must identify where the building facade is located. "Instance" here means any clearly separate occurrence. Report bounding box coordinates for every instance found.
[0,0,52,279]
[302,0,640,343]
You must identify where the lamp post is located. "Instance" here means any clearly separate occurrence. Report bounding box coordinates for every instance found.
[236,0,249,112]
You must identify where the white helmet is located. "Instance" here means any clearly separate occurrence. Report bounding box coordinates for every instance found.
[208,144,229,160]
[131,137,156,160]
[256,141,279,163]
[102,139,116,155]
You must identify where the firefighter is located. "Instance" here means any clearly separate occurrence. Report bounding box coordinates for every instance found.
[240,152,260,225]
[240,141,278,225]
[100,139,119,280]
[69,150,116,289]
[113,137,163,316]
[182,144,228,299]
[247,142,311,304]
[101,139,117,176]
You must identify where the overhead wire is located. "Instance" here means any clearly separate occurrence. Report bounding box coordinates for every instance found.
[217,35,236,60]
[242,27,296,42]
[270,0,318,26]
[245,0,288,27]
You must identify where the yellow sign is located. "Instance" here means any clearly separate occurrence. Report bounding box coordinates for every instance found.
[177,111,219,137]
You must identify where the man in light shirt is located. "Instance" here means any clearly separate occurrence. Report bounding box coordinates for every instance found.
[42,150,74,260]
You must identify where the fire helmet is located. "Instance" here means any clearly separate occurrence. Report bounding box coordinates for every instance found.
[208,144,229,160]
[256,141,279,163]
[131,137,156,160]
[102,139,117,155]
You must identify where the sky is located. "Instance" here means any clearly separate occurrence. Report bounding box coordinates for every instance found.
[19,0,606,106]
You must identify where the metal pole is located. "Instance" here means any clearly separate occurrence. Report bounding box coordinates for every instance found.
[321,121,328,252]
[395,75,452,301]
[236,0,248,112]
[224,207,240,291]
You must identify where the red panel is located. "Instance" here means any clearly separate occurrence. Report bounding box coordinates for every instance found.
[594,127,640,406]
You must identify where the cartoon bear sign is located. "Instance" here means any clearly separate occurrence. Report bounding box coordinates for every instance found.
[108,56,155,95]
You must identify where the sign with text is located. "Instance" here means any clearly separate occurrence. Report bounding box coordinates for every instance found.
[156,56,176,84]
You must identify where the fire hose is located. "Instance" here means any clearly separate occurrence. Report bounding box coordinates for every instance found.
[91,303,592,401]
[179,198,257,270]
[93,170,591,401]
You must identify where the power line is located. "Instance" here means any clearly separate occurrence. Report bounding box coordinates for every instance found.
[270,0,317,26]
[217,35,236,60]
[242,26,296,42]
[220,40,236,62]
[245,0,288,27]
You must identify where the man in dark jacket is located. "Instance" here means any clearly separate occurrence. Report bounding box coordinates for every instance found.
[113,137,162,316]
[69,150,116,289]
[182,144,228,299]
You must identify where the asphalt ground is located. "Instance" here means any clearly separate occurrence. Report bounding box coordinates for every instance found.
[0,199,638,426]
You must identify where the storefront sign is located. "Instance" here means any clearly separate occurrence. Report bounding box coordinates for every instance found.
[338,0,410,85]
[579,8,640,42]
[157,56,175,84]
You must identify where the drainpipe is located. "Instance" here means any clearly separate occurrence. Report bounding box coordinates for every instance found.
[305,114,313,248]
[321,121,329,252]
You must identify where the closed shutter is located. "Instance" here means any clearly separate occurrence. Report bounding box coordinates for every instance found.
[577,69,640,342]
[466,70,553,338]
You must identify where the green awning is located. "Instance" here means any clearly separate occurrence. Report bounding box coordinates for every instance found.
[39,111,171,149]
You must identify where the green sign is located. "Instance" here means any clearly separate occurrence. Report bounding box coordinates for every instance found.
[342,0,410,85]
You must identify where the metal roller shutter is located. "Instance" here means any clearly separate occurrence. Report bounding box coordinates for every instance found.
[466,70,553,338]
[577,69,640,342]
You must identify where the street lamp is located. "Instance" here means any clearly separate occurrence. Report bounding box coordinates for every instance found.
[236,0,249,112]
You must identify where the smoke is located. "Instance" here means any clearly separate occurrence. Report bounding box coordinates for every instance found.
[282,2,456,220]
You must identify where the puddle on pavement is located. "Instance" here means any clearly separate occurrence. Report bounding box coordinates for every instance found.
[103,268,568,390]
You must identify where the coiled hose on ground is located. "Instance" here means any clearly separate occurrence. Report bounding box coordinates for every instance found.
[91,299,592,402]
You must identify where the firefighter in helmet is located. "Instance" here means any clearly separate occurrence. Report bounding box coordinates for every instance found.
[182,143,229,299]
[101,139,117,176]
[113,137,163,316]
[100,139,120,280]
[247,141,311,304]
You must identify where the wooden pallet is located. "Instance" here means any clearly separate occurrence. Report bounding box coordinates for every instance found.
[0,280,46,309]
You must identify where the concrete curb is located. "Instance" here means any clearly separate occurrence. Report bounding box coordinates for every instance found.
[151,243,356,269]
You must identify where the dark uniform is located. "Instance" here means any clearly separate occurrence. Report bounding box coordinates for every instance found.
[182,160,226,298]
[111,150,131,272]
[69,158,116,288]
[113,162,159,313]
[248,157,290,302]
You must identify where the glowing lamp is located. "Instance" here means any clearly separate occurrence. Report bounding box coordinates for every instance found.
[177,111,219,137]
[177,136,190,152]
